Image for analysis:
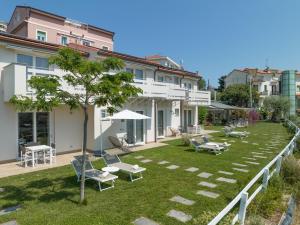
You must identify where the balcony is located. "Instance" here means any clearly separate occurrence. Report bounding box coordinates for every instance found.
[3,63,84,102]
[3,63,211,106]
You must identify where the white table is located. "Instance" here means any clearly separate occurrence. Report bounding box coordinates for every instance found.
[26,145,52,167]
[102,166,119,173]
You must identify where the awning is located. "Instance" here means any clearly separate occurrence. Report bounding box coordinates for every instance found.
[105,109,151,120]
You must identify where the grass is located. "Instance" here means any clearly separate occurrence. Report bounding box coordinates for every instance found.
[0,122,291,225]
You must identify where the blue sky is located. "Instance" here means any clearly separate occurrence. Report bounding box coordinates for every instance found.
[1,0,300,86]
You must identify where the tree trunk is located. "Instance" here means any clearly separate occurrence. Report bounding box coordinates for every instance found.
[80,106,88,203]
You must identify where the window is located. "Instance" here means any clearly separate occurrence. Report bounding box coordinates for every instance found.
[157,76,164,82]
[264,85,267,92]
[61,36,68,46]
[36,30,46,42]
[175,108,179,117]
[126,68,134,74]
[17,54,33,67]
[82,40,91,46]
[135,69,144,80]
[36,57,49,70]
[101,109,107,118]
[174,76,180,85]
[184,83,192,90]
[102,46,109,50]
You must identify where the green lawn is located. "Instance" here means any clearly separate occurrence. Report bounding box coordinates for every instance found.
[0,122,291,225]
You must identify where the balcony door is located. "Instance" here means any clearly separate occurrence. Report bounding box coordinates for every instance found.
[18,112,49,155]
[157,110,164,137]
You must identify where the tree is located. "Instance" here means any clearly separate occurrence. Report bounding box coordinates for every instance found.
[217,75,226,92]
[198,106,208,124]
[220,84,259,107]
[198,79,206,90]
[263,96,290,121]
[10,48,142,203]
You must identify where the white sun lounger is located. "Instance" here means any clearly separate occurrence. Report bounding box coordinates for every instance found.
[103,154,146,182]
[71,159,118,191]
[190,140,223,155]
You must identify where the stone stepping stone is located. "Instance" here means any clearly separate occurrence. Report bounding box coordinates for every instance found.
[242,157,256,161]
[218,170,233,175]
[167,210,192,223]
[245,161,260,165]
[233,168,249,173]
[251,152,264,155]
[252,143,259,145]
[134,156,144,159]
[229,140,236,143]
[216,177,237,184]
[1,221,18,225]
[133,217,159,225]
[169,195,195,206]
[221,138,228,141]
[0,188,4,193]
[232,163,248,167]
[185,167,199,172]
[141,159,152,163]
[197,172,213,178]
[158,160,169,165]
[166,165,179,170]
[199,181,217,188]
[253,155,267,159]
[0,205,21,216]
[197,190,220,199]
[241,141,248,143]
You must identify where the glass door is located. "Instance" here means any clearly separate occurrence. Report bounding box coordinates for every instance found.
[135,111,144,143]
[36,112,49,145]
[157,110,164,137]
[18,113,34,144]
[126,120,135,144]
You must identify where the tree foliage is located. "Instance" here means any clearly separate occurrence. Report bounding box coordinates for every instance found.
[198,106,208,124]
[10,47,142,203]
[263,96,290,121]
[217,75,226,92]
[220,84,259,107]
[198,79,206,90]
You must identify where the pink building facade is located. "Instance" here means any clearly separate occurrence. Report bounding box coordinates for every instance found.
[7,6,114,50]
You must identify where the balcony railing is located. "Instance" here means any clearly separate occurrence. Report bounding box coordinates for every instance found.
[3,63,211,105]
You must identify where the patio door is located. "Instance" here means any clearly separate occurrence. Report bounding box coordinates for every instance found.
[18,112,49,155]
[126,111,145,145]
[157,110,164,137]
[183,110,192,132]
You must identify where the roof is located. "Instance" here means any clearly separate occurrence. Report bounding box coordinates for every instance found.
[0,33,201,79]
[14,6,114,37]
[234,68,282,75]
[145,55,165,60]
[145,54,182,68]
[0,32,89,56]
[209,101,240,110]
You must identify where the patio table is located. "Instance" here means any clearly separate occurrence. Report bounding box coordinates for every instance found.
[26,145,52,167]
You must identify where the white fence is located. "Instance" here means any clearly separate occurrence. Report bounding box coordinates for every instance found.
[208,120,300,225]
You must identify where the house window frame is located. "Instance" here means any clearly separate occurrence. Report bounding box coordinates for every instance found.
[157,75,164,82]
[135,69,144,80]
[82,39,92,47]
[36,30,47,42]
[102,46,109,50]
[61,36,68,46]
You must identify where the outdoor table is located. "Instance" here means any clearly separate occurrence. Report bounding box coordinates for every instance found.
[25,145,52,167]
[102,166,119,173]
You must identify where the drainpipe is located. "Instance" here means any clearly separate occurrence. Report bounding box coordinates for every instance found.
[154,99,157,142]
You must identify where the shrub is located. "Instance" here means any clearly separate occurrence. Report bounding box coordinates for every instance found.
[193,211,235,225]
[198,106,208,125]
[281,155,300,185]
[292,182,300,203]
[181,134,192,146]
[248,176,284,217]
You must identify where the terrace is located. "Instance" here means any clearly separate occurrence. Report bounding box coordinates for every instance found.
[0,122,291,225]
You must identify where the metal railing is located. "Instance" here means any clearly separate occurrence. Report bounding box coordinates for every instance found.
[208,120,299,225]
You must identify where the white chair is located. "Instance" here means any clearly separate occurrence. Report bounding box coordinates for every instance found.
[20,146,34,167]
[44,143,56,163]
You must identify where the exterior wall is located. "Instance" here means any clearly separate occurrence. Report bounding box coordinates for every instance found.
[27,12,113,49]
[225,70,248,88]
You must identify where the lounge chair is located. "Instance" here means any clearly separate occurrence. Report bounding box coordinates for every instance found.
[223,127,249,138]
[71,158,118,191]
[202,136,231,151]
[103,154,146,182]
[169,127,180,136]
[108,136,130,153]
[190,139,223,155]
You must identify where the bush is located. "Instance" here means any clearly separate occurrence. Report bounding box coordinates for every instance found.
[181,134,192,146]
[292,182,300,203]
[281,155,300,185]
[198,106,208,125]
[248,176,284,217]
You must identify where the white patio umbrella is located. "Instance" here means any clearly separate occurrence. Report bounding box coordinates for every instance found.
[99,109,151,155]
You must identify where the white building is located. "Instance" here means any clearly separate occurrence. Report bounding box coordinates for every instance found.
[0,32,210,163]
[0,21,7,32]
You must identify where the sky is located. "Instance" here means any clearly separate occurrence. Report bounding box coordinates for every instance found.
[1,0,300,86]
